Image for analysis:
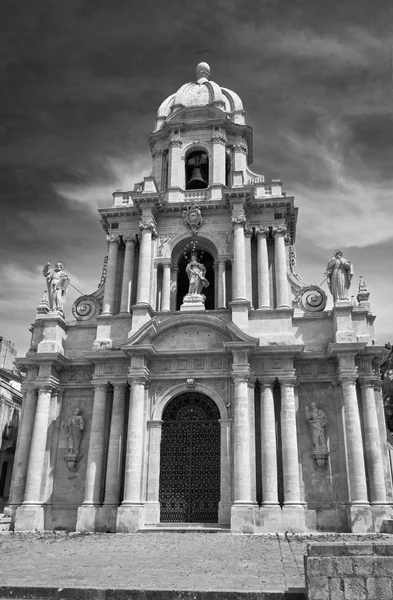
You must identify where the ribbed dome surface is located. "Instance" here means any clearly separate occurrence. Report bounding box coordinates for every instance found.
[155,63,245,130]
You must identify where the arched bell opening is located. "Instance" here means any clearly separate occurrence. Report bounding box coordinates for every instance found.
[185,149,209,190]
[159,392,221,523]
[176,250,215,310]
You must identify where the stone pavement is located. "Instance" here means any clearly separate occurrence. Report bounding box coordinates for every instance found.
[0,532,391,595]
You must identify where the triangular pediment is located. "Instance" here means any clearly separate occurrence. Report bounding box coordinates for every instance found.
[116,314,258,354]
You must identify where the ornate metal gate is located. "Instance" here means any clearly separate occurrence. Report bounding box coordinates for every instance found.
[159,392,221,523]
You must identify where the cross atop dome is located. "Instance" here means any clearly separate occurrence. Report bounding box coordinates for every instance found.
[196,62,211,82]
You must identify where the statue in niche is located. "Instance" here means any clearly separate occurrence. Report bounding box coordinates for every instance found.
[65,408,84,472]
[43,261,70,315]
[325,250,353,303]
[186,250,209,296]
[305,403,327,452]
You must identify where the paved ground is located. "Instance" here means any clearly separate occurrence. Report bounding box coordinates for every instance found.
[0,532,391,593]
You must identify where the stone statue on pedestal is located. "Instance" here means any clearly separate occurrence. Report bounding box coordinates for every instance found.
[65,408,84,472]
[43,261,70,315]
[186,251,209,296]
[325,250,353,303]
[305,403,327,451]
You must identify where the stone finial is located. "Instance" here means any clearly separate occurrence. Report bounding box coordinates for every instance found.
[357,275,370,305]
[36,290,50,316]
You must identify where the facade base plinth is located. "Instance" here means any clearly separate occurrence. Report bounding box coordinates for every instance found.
[346,503,373,532]
[116,503,144,533]
[95,505,119,533]
[370,504,393,532]
[257,504,283,532]
[14,504,45,532]
[230,503,256,533]
[144,501,160,525]
[75,504,101,532]
[281,504,306,532]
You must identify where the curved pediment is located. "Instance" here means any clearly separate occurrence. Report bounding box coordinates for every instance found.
[117,314,258,353]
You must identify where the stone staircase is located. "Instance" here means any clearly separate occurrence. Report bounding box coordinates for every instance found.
[0,513,11,531]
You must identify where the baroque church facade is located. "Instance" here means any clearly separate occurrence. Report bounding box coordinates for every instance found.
[8,63,393,533]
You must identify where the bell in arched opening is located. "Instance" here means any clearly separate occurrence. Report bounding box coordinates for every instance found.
[186,150,209,190]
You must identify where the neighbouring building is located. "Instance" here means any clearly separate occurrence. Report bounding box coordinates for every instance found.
[8,63,393,533]
[0,337,22,512]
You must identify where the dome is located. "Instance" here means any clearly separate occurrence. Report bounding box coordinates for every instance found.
[154,63,245,130]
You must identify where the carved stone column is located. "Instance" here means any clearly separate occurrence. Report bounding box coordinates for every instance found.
[120,235,136,313]
[22,384,53,504]
[168,134,183,188]
[145,419,163,525]
[217,259,226,309]
[102,235,120,315]
[280,379,301,504]
[232,217,247,301]
[14,383,54,531]
[218,418,232,524]
[136,221,156,305]
[76,383,108,532]
[260,381,279,505]
[214,261,219,308]
[255,226,270,309]
[161,260,171,312]
[272,226,289,308]
[244,227,253,307]
[8,386,37,511]
[150,263,158,311]
[341,377,369,504]
[103,383,127,506]
[117,371,149,532]
[170,264,178,311]
[211,129,227,185]
[231,361,256,532]
[359,378,386,503]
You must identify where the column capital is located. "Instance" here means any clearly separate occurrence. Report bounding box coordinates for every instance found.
[159,258,172,268]
[37,383,56,394]
[123,234,137,245]
[233,141,248,154]
[358,377,381,389]
[231,216,246,229]
[339,375,358,387]
[279,377,297,388]
[259,379,276,389]
[139,219,157,236]
[272,225,287,236]
[107,234,120,245]
[211,129,227,145]
[113,382,128,392]
[244,226,253,238]
[255,226,270,238]
[232,366,251,382]
[91,381,108,392]
[169,134,183,147]
[129,367,150,387]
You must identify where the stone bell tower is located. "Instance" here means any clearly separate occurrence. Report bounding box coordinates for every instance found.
[10,62,392,535]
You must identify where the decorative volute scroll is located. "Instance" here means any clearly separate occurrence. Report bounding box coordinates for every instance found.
[296,285,327,313]
[305,402,329,471]
[72,294,101,321]
[65,408,85,472]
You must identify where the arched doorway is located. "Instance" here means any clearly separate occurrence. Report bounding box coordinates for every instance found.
[159,392,221,523]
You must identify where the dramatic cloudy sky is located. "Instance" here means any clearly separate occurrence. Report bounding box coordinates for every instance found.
[1,0,392,356]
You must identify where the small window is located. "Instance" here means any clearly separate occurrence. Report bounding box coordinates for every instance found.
[274,213,283,220]
[110,223,119,229]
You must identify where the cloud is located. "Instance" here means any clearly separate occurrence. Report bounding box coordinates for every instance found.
[53,155,151,210]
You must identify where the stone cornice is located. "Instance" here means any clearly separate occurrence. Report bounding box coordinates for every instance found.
[327,343,367,357]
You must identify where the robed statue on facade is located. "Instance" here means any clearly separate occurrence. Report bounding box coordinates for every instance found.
[305,403,327,452]
[325,250,353,303]
[186,251,209,296]
[43,261,70,314]
[65,408,84,472]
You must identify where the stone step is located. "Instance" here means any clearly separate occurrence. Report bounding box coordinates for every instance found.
[0,515,11,531]
[141,523,231,533]
[0,587,306,600]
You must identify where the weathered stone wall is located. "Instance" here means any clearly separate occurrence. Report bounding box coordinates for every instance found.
[305,542,393,599]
